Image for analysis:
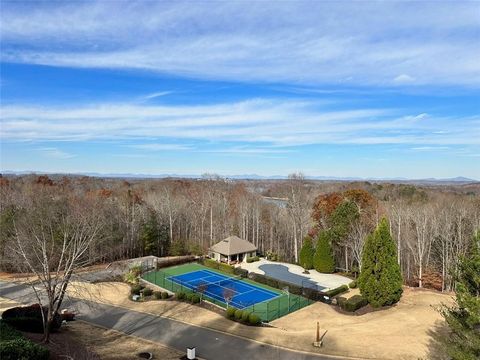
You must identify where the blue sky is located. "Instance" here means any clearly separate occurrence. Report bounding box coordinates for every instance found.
[1,1,479,179]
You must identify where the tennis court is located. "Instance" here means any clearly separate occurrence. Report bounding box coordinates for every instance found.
[167,269,280,309]
[142,263,313,322]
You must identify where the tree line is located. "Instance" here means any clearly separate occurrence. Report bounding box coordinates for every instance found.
[0,174,479,293]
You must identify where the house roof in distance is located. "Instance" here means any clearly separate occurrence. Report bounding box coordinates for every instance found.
[209,235,257,255]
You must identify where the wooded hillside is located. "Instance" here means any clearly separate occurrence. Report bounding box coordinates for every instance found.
[1,173,478,292]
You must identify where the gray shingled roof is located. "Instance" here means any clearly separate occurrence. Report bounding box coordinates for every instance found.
[209,235,257,255]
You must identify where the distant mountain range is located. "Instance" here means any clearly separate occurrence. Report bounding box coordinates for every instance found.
[1,170,478,184]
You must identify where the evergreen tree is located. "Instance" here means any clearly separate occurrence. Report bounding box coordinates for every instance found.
[439,231,480,360]
[358,218,403,307]
[299,236,315,270]
[313,231,335,273]
[140,216,158,256]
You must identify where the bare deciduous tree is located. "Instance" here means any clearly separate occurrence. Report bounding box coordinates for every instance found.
[11,192,103,342]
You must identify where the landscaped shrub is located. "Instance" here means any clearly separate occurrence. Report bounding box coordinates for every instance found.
[142,288,153,297]
[325,285,349,297]
[233,267,249,278]
[2,304,61,333]
[130,284,144,295]
[185,293,194,302]
[176,291,186,300]
[124,264,143,284]
[246,256,260,263]
[234,309,243,320]
[336,296,347,308]
[313,231,335,273]
[0,338,50,360]
[0,321,22,341]
[203,258,220,270]
[218,263,235,274]
[358,218,403,307]
[191,294,200,304]
[349,280,357,289]
[161,292,169,299]
[153,291,162,300]
[248,313,261,325]
[341,295,368,312]
[241,311,251,322]
[226,307,236,319]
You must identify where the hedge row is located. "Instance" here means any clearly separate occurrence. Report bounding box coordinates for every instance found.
[249,272,303,296]
[202,258,235,274]
[325,285,349,297]
[1,304,61,334]
[225,307,261,326]
[337,295,368,312]
[156,255,196,270]
[0,321,50,360]
[246,256,260,263]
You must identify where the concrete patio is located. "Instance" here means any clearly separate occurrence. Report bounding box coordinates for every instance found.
[240,259,352,291]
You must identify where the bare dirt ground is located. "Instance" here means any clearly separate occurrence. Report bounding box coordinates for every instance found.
[65,281,452,359]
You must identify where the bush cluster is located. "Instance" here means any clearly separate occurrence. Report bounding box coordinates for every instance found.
[218,263,235,274]
[224,308,261,326]
[175,291,200,304]
[161,291,170,299]
[348,280,357,289]
[0,321,49,360]
[338,295,368,312]
[202,258,236,274]
[155,255,196,270]
[233,267,249,278]
[142,288,153,297]
[130,284,144,296]
[203,258,220,269]
[246,256,260,263]
[1,304,61,333]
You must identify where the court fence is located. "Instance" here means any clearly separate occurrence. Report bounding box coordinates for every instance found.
[141,270,313,322]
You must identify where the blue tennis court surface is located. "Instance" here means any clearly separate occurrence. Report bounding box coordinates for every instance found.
[167,269,280,309]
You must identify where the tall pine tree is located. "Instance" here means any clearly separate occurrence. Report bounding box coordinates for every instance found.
[358,218,403,307]
[313,231,335,273]
[439,231,480,360]
[299,236,315,270]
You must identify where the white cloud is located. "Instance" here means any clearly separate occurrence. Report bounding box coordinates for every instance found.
[2,100,479,148]
[1,1,479,86]
[394,74,416,84]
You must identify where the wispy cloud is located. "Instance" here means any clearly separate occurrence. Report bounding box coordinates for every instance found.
[143,91,173,100]
[129,143,193,151]
[1,1,479,87]
[38,147,75,159]
[2,99,479,148]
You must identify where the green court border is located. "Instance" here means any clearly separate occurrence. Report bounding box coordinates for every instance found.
[141,262,313,322]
